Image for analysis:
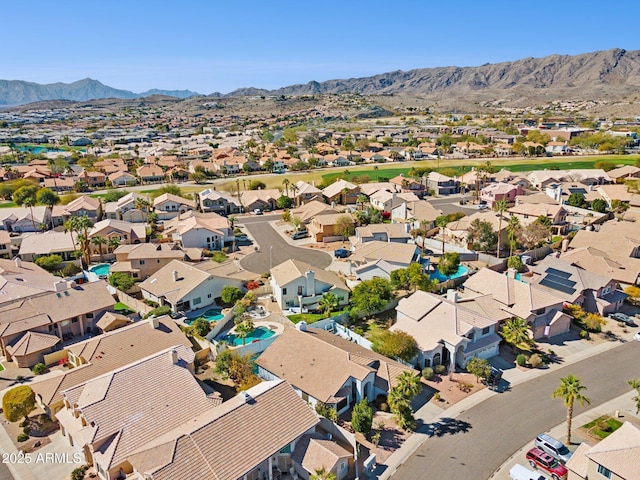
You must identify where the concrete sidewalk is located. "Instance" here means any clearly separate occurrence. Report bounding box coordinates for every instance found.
[376,332,634,480]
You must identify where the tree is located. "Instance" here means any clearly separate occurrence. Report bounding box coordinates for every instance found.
[590,198,608,213]
[192,318,211,338]
[221,286,243,305]
[466,357,491,383]
[318,292,339,316]
[249,180,266,190]
[215,351,260,391]
[282,178,290,197]
[625,285,640,306]
[63,217,79,256]
[438,252,460,277]
[234,317,255,346]
[153,184,184,198]
[108,236,121,254]
[506,216,521,257]
[500,317,533,352]
[13,185,39,232]
[567,192,586,208]
[335,215,354,243]
[388,371,421,431]
[507,255,525,272]
[356,194,368,210]
[467,219,498,252]
[134,197,150,222]
[552,375,590,445]
[103,189,128,203]
[36,187,60,208]
[372,330,419,362]
[91,235,107,263]
[629,378,640,414]
[189,171,207,184]
[109,272,135,291]
[494,199,508,258]
[2,386,36,422]
[75,215,93,267]
[276,195,293,209]
[435,215,449,255]
[310,468,337,480]
[351,399,373,434]
[350,277,394,314]
[517,222,551,250]
[35,254,63,272]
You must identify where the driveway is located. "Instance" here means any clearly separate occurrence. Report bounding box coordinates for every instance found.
[390,340,640,480]
[237,215,332,274]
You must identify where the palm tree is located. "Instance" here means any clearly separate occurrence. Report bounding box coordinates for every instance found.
[91,236,107,263]
[75,215,93,267]
[435,215,449,255]
[63,217,79,256]
[282,178,290,197]
[290,183,299,206]
[356,194,368,211]
[552,375,591,445]
[108,236,121,254]
[235,318,255,346]
[500,317,533,353]
[374,165,379,181]
[506,216,521,258]
[342,169,351,180]
[318,292,339,316]
[394,371,422,399]
[494,199,508,258]
[310,467,336,480]
[134,197,150,222]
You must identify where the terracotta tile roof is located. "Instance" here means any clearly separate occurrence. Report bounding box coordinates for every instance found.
[292,434,352,475]
[95,312,132,332]
[350,241,419,266]
[64,195,101,213]
[291,201,337,223]
[152,193,196,209]
[139,260,211,304]
[31,317,192,406]
[322,180,358,199]
[128,380,320,480]
[584,422,640,479]
[6,331,60,357]
[270,259,348,293]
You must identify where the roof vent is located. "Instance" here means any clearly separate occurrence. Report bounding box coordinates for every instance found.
[14,257,22,268]
[239,391,251,404]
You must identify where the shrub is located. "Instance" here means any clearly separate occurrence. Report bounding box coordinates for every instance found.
[109,272,135,291]
[434,364,446,375]
[457,382,474,393]
[2,385,36,422]
[529,354,543,368]
[351,399,373,434]
[144,305,172,319]
[22,426,30,435]
[507,255,525,273]
[35,254,63,272]
[374,394,387,409]
[516,354,527,367]
[210,251,228,263]
[371,330,419,362]
[315,403,338,421]
[17,433,29,442]
[221,286,243,305]
[192,318,211,338]
[422,367,434,380]
[245,280,261,290]
[380,403,389,412]
[583,313,605,333]
[71,466,89,480]
[62,262,82,277]
[438,252,461,277]
[32,363,48,375]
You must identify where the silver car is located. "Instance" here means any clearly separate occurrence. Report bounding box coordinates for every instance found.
[535,433,573,464]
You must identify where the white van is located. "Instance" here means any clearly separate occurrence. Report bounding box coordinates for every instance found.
[509,463,546,480]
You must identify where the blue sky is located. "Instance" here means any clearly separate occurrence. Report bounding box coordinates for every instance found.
[3,1,639,94]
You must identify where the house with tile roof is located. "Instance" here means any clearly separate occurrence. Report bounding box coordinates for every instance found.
[102,192,147,223]
[162,211,232,250]
[0,230,10,258]
[390,199,443,230]
[607,164,640,183]
[369,190,420,212]
[349,240,420,270]
[392,290,507,370]
[565,421,640,480]
[427,172,459,195]
[353,223,410,245]
[127,380,328,480]
[152,192,196,220]
[240,188,282,212]
[560,247,640,286]
[308,212,354,242]
[18,230,78,261]
[479,182,524,207]
[0,258,59,304]
[196,188,243,215]
[293,180,324,205]
[291,200,338,225]
[270,259,349,310]
[322,180,360,205]
[257,327,415,414]
[463,268,571,340]
[136,164,165,183]
[0,205,51,233]
[110,242,197,280]
[292,433,353,480]
[32,316,193,418]
[107,170,137,187]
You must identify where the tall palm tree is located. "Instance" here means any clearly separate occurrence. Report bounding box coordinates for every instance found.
[373,164,379,181]
[91,236,107,263]
[506,216,521,258]
[552,375,591,445]
[500,317,533,353]
[494,199,508,258]
[282,178,290,197]
[356,194,368,211]
[108,236,121,254]
[318,292,339,316]
[394,371,422,399]
[75,215,93,267]
[435,215,449,255]
[63,217,79,256]
[134,197,150,222]
[290,183,299,205]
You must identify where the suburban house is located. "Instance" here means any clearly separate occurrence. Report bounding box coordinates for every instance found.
[531,256,625,315]
[110,242,199,280]
[507,203,568,235]
[560,247,640,287]
[352,223,410,245]
[349,241,421,270]
[127,380,340,480]
[308,212,354,243]
[595,184,640,208]
[32,316,193,419]
[464,268,571,340]
[196,188,243,215]
[291,201,338,225]
[0,206,51,232]
[136,164,165,183]
[61,195,103,221]
[392,290,507,370]
[479,182,524,207]
[445,211,509,250]
[88,219,146,257]
[0,280,115,367]
[293,180,324,204]
[108,170,137,187]
[102,192,147,223]
[241,189,281,212]
[427,172,459,195]
[43,176,75,192]
[257,326,415,414]
[369,191,420,212]
[353,259,403,281]
[565,421,640,480]
[0,230,11,257]
[270,259,349,310]
[322,180,360,205]
[0,258,60,305]
[163,211,233,250]
[77,170,106,188]
[139,259,243,313]
[359,182,400,197]
[19,230,77,261]
[607,165,640,183]
[391,200,443,230]
[390,174,424,195]
[152,192,196,220]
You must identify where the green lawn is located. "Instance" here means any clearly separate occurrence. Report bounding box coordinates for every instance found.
[0,363,4,372]
[114,302,135,315]
[582,415,623,439]
[288,309,347,324]
[0,202,17,209]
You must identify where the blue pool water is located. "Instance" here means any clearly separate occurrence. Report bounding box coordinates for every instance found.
[90,264,110,276]
[185,308,224,325]
[221,326,275,346]
[430,264,470,282]
[16,146,74,154]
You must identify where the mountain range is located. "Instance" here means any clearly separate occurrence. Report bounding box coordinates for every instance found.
[2,48,640,107]
[0,78,200,106]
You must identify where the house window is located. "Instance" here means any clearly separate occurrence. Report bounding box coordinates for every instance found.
[139,260,145,265]
[534,308,545,315]
[482,326,490,335]
[207,294,212,298]
[86,313,94,319]
[193,297,201,305]
[298,286,303,296]
[597,465,612,478]
[71,317,78,323]
[133,273,138,278]
[282,288,287,295]
[601,286,610,295]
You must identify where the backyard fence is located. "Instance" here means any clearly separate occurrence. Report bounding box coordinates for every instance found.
[115,290,154,316]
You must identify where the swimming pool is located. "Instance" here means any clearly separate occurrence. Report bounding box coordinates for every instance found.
[185,308,224,325]
[89,264,110,277]
[430,264,470,282]
[222,326,275,346]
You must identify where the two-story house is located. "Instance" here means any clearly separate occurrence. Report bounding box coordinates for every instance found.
[427,172,459,195]
[110,242,198,280]
[196,188,243,215]
[152,192,196,220]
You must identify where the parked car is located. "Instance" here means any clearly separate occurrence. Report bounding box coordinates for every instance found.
[633,331,640,341]
[525,448,568,480]
[483,367,503,390]
[253,208,263,215]
[535,433,573,464]
[509,464,546,480]
[291,230,309,240]
[334,248,351,258]
[608,312,638,327]
[477,201,488,210]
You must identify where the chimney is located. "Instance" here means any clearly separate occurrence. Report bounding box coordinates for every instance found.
[54,280,67,292]
[14,257,22,268]
[149,316,160,329]
[541,208,548,218]
[506,268,517,279]
[305,270,315,295]
[170,349,179,365]
[172,270,178,282]
[446,289,458,303]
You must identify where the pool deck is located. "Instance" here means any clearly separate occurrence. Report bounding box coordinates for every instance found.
[219,320,284,347]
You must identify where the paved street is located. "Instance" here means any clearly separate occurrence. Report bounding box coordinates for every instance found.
[390,340,639,480]
[237,215,332,274]
[428,195,479,216]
